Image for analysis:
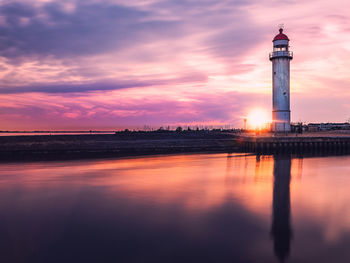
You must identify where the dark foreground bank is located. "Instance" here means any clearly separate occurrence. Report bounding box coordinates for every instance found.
[0,131,239,161]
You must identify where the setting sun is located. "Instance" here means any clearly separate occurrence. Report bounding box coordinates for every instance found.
[247,108,270,130]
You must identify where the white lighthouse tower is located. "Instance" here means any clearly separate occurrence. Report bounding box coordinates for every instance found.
[269,27,293,132]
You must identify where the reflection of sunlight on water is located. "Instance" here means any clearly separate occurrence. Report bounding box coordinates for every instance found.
[0,154,274,216]
[95,154,273,215]
[1,154,350,246]
[90,153,275,215]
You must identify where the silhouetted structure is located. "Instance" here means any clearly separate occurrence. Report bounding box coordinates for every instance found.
[271,155,292,262]
[270,27,293,132]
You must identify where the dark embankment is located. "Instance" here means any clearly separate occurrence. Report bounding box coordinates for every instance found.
[0,131,239,161]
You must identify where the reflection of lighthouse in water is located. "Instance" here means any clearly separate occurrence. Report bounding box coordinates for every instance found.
[271,155,292,263]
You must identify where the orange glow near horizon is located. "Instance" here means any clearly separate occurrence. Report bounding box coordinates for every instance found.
[246,108,271,130]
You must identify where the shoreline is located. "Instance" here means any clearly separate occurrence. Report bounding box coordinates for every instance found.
[0,132,239,162]
[2,131,350,162]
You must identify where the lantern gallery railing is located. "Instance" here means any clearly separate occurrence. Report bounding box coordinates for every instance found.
[269,51,293,60]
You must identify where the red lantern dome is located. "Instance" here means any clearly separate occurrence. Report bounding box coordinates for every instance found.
[273,28,289,41]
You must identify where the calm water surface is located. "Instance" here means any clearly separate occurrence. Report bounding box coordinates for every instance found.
[0,153,350,262]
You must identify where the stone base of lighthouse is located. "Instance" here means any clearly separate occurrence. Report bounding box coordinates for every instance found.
[272,110,291,132]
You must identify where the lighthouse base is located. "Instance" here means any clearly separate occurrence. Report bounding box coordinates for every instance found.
[272,110,291,132]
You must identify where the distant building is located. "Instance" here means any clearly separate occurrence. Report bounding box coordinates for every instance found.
[307,123,350,131]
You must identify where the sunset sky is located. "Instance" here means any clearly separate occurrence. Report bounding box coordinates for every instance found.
[1,0,350,130]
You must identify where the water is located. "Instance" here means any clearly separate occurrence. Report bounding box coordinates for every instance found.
[0,153,350,262]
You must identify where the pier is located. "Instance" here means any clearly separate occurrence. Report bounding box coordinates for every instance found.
[238,132,350,153]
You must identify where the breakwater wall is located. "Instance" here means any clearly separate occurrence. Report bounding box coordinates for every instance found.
[0,132,239,161]
[238,136,350,154]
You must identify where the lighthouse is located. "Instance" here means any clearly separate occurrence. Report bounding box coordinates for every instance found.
[269,27,293,132]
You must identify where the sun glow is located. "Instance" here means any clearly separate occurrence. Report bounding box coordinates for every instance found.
[246,108,270,130]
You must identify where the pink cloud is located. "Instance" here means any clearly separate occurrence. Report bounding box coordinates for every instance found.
[62,112,81,119]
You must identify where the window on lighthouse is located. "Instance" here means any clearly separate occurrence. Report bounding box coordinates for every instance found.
[274,47,287,51]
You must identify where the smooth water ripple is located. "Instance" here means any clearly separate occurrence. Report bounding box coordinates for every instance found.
[0,153,350,262]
